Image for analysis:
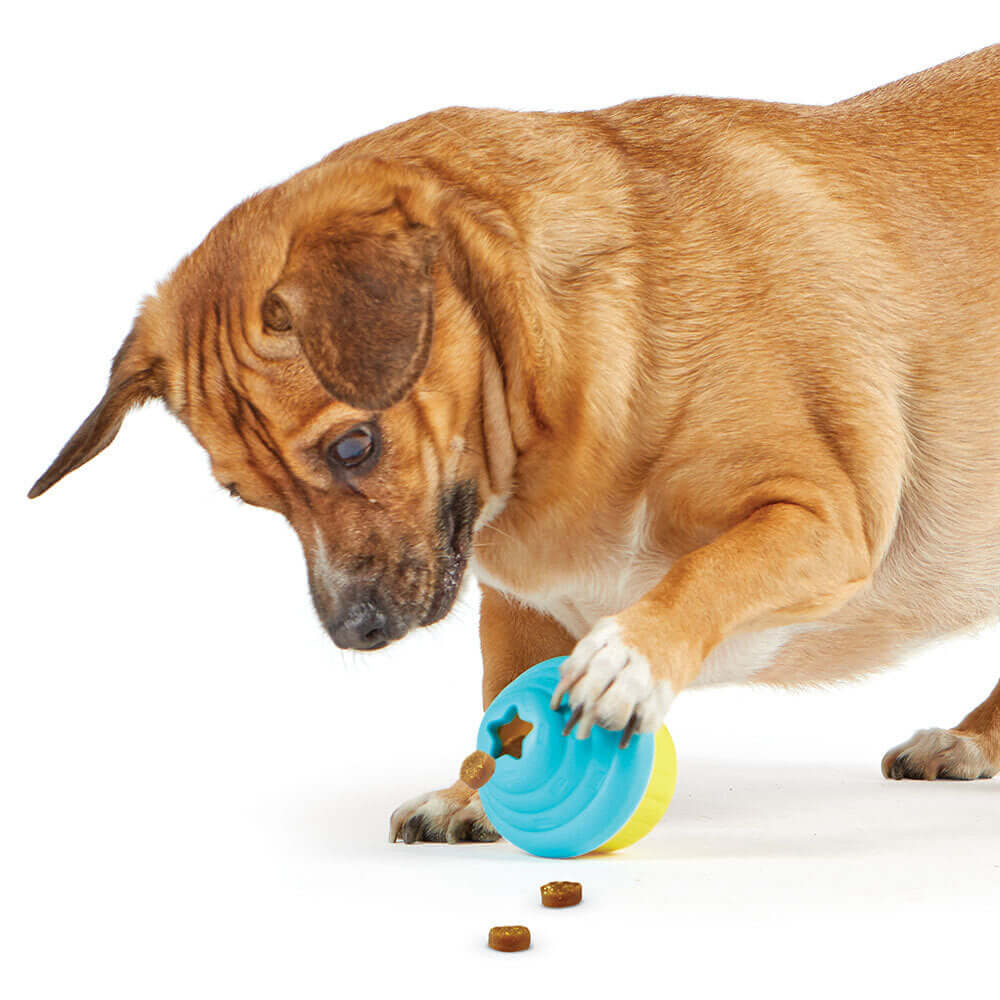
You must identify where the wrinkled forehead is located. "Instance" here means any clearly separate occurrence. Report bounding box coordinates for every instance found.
[146,237,346,496]
[143,180,452,513]
[149,197,288,400]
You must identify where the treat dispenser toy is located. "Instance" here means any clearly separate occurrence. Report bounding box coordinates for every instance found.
[471,657,677,858]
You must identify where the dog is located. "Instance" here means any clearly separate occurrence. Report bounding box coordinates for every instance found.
[30,45,1000,844]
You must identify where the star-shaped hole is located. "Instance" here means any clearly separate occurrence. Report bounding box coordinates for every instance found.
[488,710,534,760]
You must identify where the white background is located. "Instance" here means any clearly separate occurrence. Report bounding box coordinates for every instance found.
[3,3,998,998]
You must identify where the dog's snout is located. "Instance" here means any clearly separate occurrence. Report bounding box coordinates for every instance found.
[327,593,405,650]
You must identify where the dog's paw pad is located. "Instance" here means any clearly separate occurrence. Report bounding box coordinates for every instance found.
[881,727,996,780]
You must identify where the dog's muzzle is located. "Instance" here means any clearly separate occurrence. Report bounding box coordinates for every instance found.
[307,480,481,651]
[325,585,409,651]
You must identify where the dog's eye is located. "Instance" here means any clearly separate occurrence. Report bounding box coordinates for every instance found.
[261,292,292,332]
[327,423,379,472]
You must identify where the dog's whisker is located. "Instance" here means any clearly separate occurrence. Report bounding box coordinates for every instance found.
[479,522,516,542]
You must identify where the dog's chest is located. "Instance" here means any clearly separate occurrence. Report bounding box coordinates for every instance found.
[471,500,806,685]
[535,549,669,640]
[472,499,665,637]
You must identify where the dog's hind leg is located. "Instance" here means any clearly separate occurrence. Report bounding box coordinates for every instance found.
[882,677,1000,780]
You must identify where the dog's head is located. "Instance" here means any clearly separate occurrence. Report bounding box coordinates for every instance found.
[29,159,531,649]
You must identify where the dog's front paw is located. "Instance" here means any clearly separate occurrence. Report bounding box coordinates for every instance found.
[551,617,675,742]
[389,780,500,844]
[881,727,997,780]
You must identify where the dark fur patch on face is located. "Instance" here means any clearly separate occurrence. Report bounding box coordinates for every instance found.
[422,479,480,625]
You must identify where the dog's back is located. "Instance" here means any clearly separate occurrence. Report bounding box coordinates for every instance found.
[595,48,1000,650]
[837,47,1000,645]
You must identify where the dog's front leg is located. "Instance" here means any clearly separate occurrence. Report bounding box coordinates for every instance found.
[554,493,874,739]
[390,585,575,843]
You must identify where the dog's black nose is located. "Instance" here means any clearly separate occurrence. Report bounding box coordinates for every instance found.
[328,596,402,650]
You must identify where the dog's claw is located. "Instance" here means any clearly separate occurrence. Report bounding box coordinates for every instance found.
[400,812,446,843]
[619,713,639,749]
[562,704,584,737]
[551,682,569,711]
[551,667,585,711]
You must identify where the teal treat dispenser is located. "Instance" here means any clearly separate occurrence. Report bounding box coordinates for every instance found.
[475,657,677,859]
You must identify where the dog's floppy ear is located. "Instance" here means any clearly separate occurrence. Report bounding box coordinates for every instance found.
[264,224,440,410]
[28,327,163,498]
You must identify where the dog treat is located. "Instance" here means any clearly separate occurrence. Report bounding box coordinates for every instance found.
[460,750,496,790]
[540,881,583,908]
[488,925,531,952]
[495,713,533,759]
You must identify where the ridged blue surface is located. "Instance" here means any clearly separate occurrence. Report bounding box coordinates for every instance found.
[476,657,654,858]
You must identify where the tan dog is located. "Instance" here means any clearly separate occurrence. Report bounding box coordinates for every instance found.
[30,46,1000,844]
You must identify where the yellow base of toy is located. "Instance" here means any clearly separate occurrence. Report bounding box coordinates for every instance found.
[594,726,677,853]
